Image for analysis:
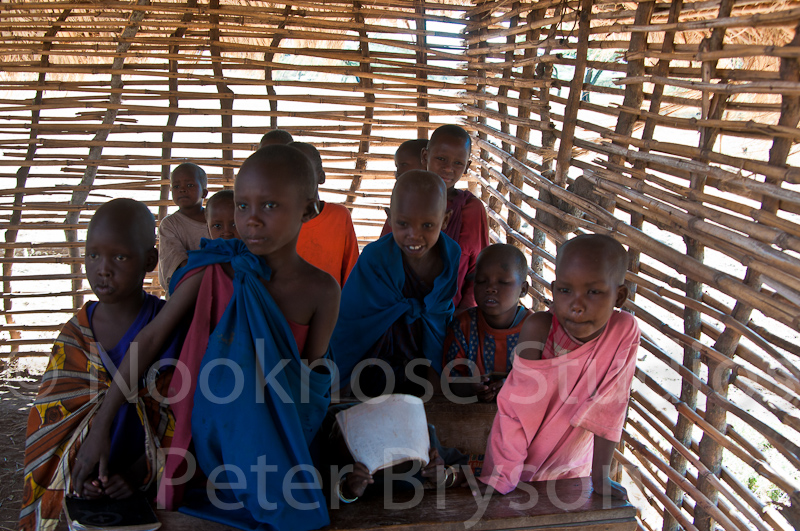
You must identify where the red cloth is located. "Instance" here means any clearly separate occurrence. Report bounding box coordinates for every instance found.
[380,190,489,307]
[480,310,640,494]
[157,265,309,509]
[297,202,359,287]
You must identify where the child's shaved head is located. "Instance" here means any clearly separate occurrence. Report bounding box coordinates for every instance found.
[259,129,294,148]
[239,144,317,200]
[478,244,527,282]
[172,162,207,189]
[395,139,428,177]
[88,198,156,250]
[206,189,234,211]
[390,170,447,215]
[428,124,471,152]
[290,141,325,184]
[556,234,628,285]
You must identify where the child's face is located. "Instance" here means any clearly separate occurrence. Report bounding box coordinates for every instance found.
[234,165,314,258]
[422,135,471,190]
[206,202,239,240]
[474,258,527,329]
[390,189,448,260]
[394,149,426,177]
[85,225,155,305]
[551,252,627,342]
[171,168,206,209]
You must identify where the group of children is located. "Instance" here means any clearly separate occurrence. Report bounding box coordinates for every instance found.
[20,124,640,531]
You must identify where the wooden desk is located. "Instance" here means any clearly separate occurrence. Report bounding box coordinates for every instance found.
[157,479,637,531]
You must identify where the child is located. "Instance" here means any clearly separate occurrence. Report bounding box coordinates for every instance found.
[479,234,639,500]
[158,162,210,295]
[443,244,532,402]
[331,170,459,397]
[258,128,293,148]
[394,138,428,177]
[382,125,489,310]
[20,199,181,531]
[204,189,239,240]
[70,146,341,531]
[290,141,359,286]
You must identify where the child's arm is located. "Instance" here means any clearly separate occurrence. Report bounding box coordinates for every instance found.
[591,435,628,500]
[157,218,190,289]
[70,270,206,497]
[515,312,552,360]
[303,275,340,363]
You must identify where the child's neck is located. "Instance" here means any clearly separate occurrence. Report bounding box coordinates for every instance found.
[92,291,146,351]
[481,307,518,330]
[177,204,205,223]
[446,187,459,200]
[402,242,443,286]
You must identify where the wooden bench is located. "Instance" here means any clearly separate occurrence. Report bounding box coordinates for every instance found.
[157,478,637,531]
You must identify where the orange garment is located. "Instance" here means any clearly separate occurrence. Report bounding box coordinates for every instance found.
[297,202,359,286]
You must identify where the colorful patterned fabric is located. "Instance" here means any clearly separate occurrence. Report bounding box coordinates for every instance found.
[443,306,532,376]
[20,296,178,531]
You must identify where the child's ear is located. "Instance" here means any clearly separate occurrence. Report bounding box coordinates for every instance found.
[421,147,429,169]
[202,188,209,199]
[301,198,318,223]
[520,281,529,299]
[465,159,472,173]
[615,284,629,308]
[145,248,158,273]
[442,209,452,230]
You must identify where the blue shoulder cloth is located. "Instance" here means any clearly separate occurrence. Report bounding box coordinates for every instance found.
[173,238,331,531]
[331,233,459,389]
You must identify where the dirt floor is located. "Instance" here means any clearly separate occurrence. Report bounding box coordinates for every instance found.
[0,369,39,531]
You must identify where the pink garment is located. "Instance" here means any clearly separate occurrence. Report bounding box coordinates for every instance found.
[480,310,640,494]
[157,265,232,509]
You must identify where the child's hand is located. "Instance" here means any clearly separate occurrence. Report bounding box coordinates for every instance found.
[594,476,628,500]
[476,377,504,402]
[71,426,111,497]
[344,463,373,499]
[421,448,444,483]
[81,478,105,500]
[103,474,134,500]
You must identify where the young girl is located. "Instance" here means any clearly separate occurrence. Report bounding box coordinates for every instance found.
[71,145,341,531]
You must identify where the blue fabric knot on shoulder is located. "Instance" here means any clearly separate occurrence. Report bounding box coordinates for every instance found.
[405,297,425,322]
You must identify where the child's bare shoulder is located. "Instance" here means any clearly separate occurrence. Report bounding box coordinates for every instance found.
[300,260,341,308]
[517,311,552,360]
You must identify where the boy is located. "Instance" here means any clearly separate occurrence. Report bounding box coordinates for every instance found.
[258,128,293,148]
[20,199,181,531]
[479,234,639,500]
[204,189,239,240]
[382,125,489,310]
[394,138,428,177]
[290,141,359,286]
[443,244,532,402]
[158,162,209,295]
[332,170,459,397]
[71,146,340,531]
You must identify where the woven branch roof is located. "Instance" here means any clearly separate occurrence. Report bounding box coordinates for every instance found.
[1,1,800,530]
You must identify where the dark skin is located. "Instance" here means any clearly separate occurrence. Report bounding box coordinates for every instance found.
[71,157,341,496]
[506,240,629,500]
[79,202,159,499]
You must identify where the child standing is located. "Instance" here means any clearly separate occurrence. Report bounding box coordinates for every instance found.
[290,141,359,286]
[204,189,239,240]
[20,199,181,531]
[158,163,209,294]
[71,146,340,531]
[479,234,639,500]
[443,244,532,402]
[332,170,459,397]
[394,138,428,177]
[383,125,489,310]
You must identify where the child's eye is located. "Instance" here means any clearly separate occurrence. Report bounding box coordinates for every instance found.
[87,253,97,259]
[187,183,195,188]
[115,255,127,261]
[236,203,246,210]
[423,222,433,229]
[558,287,570,293]
[263,202,277,209]
[212,223,221,229]
[589,289,603,295]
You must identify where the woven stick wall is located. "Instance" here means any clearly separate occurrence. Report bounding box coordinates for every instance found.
[0,1,799,531]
